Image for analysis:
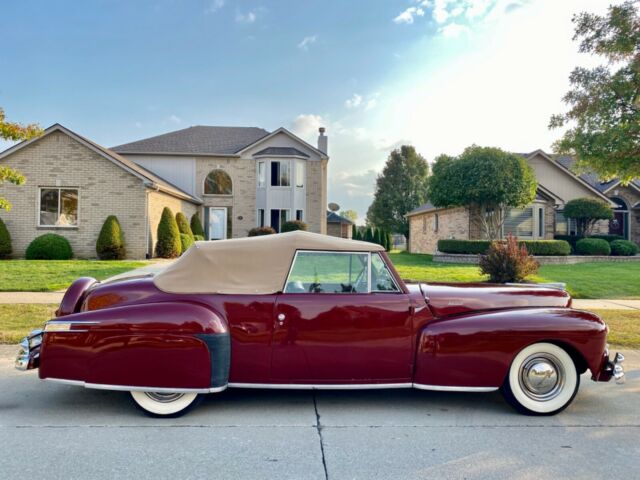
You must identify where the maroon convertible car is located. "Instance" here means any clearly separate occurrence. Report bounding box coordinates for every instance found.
[16,231,624,416]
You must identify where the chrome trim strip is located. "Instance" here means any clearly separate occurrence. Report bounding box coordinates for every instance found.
[413,305,428,313]
[412,383,499,392]
[44,378,227,394]
[46,320,100,324]
[228,382,413,390]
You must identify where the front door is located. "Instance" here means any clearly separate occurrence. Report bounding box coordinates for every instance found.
[609,212,626,238]
[208,207,227,240]
[270,251,413,383]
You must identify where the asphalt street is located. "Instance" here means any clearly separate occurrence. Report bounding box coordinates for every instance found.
[0,346,637,480]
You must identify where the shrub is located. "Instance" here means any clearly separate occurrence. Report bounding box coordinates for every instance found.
[190,212,205,238]
[518,240,571,256]
[175,212,194,239]
[576,238,611,256]
[0,217,11,259]
[563,198,613,236]
[155,207,182,258]
[479,235,539,283]
[437,239,491,254]
[553,235,583,253]
[351,224,359,240]
[96,215,125,260]
[248,226,276,236]
[281,220,308,232]
[589,234,624,243]
[194,235,205,241]
[610,239,639,256]
[26,234,73,260]
[180,233,194,253]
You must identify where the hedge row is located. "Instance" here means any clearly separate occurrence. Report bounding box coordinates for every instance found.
[437,239,571,256]
[554,234,625,252]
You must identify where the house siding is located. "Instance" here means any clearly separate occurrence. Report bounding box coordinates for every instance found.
[0,131,148,259]
[147,190,198,256]
[306,159,328,235]
[408,207,469,254]
[607,185,640,244]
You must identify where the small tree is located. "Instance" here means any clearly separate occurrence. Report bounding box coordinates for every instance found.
[175,212,194,239]
[386,231,393,251]
[428,146,537,240]
[281,220,308,232]
[96,215,125,260]
[363,227,374,243]
[0,217,11,258]
[351,224,359,240]
[155,207,181,258]
[190,212,205,238]
[373,228,384,247]
[180,233,194,253]
[563,198,613,236]
[479,235,539,283]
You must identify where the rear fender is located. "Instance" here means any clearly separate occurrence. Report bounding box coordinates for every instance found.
[414,308,607,388]
[40,302,230,390]
[57,277,98,316]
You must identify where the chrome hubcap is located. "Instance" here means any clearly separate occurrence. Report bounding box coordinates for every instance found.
[518,353,565,401]
[144,392,185,403]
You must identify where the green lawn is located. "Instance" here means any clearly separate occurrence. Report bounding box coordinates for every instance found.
[0,260,147,292]
[389,251,640,299]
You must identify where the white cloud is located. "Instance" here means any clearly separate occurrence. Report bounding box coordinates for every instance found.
[297,35,318,51]
[134,121,143,128]
[168,114,181,124]
[291,114,326,139]
[345,94,363,109]
[235,10,258,23]
[204,0,224,14]
[365,92,380,111]
[440,22,470,38]
[393,7,425,24]
[433,0,451,23]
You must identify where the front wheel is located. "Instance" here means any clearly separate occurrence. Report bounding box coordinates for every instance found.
[502,342,579,416]
[130,391,202,417]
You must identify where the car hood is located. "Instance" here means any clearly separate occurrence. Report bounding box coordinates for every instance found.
[419,283,572,318]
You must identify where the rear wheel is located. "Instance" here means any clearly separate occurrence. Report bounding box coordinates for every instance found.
[502,342,579,416]
[130,391,202,417]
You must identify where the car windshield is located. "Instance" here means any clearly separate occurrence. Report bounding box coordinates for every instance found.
[285,251,369,293]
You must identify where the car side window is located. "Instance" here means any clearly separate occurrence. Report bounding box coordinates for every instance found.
[371,253,400,292]
[285,251,369,293]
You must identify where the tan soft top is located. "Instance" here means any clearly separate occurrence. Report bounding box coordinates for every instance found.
[153,230,385,294]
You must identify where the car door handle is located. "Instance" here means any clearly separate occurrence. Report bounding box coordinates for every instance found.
[277,313,286,325]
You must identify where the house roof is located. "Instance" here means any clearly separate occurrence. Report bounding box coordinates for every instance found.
[254,147,309,158]
[553,155,640,194]
[326,211,354,225]
[405,202,439,217]
[0,124,202,204]
[112,126,270,156]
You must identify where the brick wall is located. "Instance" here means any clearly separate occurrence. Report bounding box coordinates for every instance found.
[306,159,328,234]
[408,207,469,254]
[147,190,198,256]
[607,185,640,244]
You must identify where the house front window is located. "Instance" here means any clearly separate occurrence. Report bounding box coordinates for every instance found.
[296,210,304,221]
[271,161,290,187]
[258,209,265,227]
[296,161,305,188]
[270,209,290,232]
[434,214,439,232]
[39,188,78,227]
[257,162,265,188]
[504,207,533,238]
[556,210,577,236]
[204,170,232,195]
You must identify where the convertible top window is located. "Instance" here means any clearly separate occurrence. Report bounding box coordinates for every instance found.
[371,253,400,292]
[285,251,369,293]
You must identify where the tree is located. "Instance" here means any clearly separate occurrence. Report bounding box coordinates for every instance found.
[339,209,358,223]
[366,145,429,239]
[563,197,613,236]
[155,207,182,258]
[190,212,205,238]
[428,146,537,240]
[351,224,359,240]
[96,215,125,260]
[550,1,640,183]
[175,212,194,239]
[0,108,43,211]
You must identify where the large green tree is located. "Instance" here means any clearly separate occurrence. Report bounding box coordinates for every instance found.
[428,146,537,240]
[366,145,429,238]
[550,1,640,183]
[0,108,43,211]
[339,209,358,223]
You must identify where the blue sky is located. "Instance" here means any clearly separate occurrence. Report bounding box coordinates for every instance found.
[0,0,618,221]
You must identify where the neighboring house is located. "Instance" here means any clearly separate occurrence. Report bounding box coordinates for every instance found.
[407,150,640,254]
[0,123,328,259]
[326,211,353,239]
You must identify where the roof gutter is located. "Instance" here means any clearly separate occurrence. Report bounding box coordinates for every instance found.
[143,181,203,205]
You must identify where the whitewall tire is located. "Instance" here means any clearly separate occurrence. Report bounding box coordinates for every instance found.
[130,391,201,417]
[502,343,579,416]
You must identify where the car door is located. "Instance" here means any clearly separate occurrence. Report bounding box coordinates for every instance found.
[270,251,413,383]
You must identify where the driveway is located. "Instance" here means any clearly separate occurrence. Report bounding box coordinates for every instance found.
[0,346,637,479]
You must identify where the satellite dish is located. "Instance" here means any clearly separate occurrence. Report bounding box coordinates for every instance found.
[328,202,340,212]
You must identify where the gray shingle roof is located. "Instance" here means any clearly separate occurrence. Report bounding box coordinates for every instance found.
[112,126,270,155]
[552,154,640,192]
[326,211,354,225]
[254,147,309,157]
[405,202,437,216]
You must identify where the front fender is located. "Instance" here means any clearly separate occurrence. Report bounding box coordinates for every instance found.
[414,308,607,388]
[40,302,230,390]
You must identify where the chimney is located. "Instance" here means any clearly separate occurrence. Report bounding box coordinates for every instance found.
[317,127,328,154]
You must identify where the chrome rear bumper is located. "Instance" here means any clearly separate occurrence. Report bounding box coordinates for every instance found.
[15,329,43,371]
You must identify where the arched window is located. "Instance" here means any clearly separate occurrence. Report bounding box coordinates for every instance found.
[204,170,232,195]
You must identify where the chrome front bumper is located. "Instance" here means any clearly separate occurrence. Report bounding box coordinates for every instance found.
[602,351,625,384]
[15,329,44,371]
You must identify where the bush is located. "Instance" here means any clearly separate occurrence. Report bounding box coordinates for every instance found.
[437,239,491,254]
[563,198,613,236]
[589,234,624,243]
[180,233,194,253]
[190,212,205,238]
[26,234,73,260]
[576,238,611,256]
[554,235,583,253]
[194,235,205,241]
[281,220,308,232]
[610,239,639,256]
[155,207,182,258]
[248,226,276,237]
[96,215,125,260]
[519,240,571,256]
[0,217,11,259]
[176,212,194,238]
[479,235,539,283]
